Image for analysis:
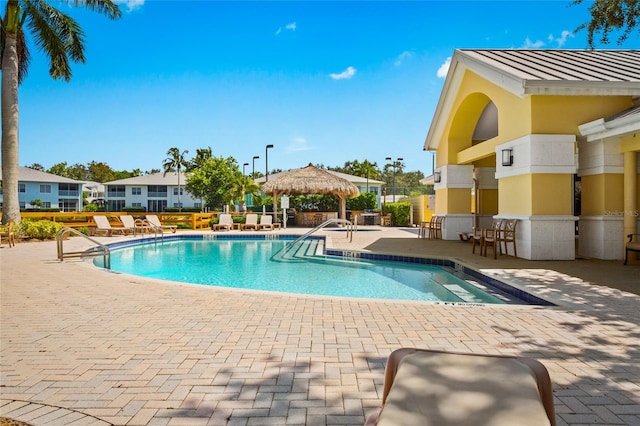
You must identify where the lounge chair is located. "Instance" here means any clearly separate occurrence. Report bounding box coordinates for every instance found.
[146,214,177,233]
[120,215,151,235]
[365,348,555,426]
[257,215,275,231]
[213,214,233,231]
[0,220,16,247]
[240,213,258,231]
[93,215,128,236]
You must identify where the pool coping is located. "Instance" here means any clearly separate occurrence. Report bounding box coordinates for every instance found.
[97,233,557,307]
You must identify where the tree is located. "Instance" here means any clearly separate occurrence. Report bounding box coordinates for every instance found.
[87,161,115,182]
[26,163,44,171]
[573,0,640,48]
[228,174,260,212]
[162,147,189,212]
[47,162,69,177]
[1,0,121,224]
[186,156,239,210]
[188,146,213,171]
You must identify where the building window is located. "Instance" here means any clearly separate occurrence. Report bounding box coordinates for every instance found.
[42,201,51,208]
[18,183,25,193]
[132,187,142,195]
[147,199,167,212]
[194,202,202,209]
[19,201,26,209]
[173,203,183,208]
[173,188,184,196]
[58,199,77,212]
[58,183,79,197]
[148,185,167,198]
[40,184,52,193]
[107,200,126,212]
[131,202,142,207]
[107,185,125,197]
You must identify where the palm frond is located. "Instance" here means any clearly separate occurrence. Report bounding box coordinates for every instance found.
[68,0,122,20]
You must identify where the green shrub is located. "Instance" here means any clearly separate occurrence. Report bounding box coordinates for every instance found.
[164,207,201,213]
[122,206,147,212]
[19,219,64,240]
[384,202,411,226]
[83,203,99,212]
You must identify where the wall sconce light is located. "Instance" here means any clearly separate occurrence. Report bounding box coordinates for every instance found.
[501,148,513,166]
[433,171,441,183]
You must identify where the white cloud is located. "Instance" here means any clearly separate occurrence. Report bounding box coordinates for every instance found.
[330,66,356,80]
[394,51,413,67]
[276,22,297,35]
[436,57,451,78]
[522,37,545,49]
[550,30,574,47]
[115,0,144,12]
[287,137,313,152]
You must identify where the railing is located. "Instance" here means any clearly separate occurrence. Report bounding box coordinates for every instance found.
[273,218,354,262]
[56,227,111,269]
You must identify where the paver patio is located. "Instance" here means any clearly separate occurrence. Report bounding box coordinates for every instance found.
[1,227,639,425]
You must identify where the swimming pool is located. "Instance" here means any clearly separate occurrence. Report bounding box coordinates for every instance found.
[98,236,549,305]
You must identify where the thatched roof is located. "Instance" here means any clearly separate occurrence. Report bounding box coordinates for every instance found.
[260,163,360,197]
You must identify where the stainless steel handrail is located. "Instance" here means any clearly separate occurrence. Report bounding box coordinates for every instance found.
[56,227,111,269]
[273,218,354,261]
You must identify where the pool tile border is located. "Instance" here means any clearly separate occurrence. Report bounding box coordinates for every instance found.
[102,234,554,306]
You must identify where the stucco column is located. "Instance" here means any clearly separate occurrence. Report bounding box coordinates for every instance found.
[433,165,474,239]
[496,134,578,260]
[624,151,638,260]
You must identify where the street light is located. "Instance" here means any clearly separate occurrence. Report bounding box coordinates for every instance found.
[265,144,274,182]
[252,155,260,179]
[385,157,403,202]
[243,162,249,177]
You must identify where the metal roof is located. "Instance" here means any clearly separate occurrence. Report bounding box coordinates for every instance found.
[459,49,640,83]
[105,172,186,185]
[0,166,84,184]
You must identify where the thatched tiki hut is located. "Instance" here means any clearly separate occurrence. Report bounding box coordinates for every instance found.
[260,163,360,222]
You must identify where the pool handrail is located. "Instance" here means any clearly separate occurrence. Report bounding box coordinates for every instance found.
[56,227,111,269]
[273,218,354,262]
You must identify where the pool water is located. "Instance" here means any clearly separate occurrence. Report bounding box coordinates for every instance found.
[102,239,507,303]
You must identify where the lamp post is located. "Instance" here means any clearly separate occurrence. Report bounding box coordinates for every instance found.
[385,157,403,202]
[265,144,274,182]
[252,155,259,179]
[243,162,249,177]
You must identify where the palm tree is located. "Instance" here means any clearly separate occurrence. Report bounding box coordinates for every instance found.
[162,147,190,212]
[228,173,260,213]
[1,0,121,225]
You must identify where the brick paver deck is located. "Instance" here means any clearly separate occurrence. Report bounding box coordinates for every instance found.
[1,228,639,425]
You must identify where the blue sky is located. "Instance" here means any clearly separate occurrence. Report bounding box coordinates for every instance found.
[16,0,639,177]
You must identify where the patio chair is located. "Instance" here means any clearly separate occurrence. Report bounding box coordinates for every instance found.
[365,348,555,426]
[241,213,259,230]
[429,215,444,239]
[624,233,640,265]
[419,217,435,239]
[257,214,275,231]
[497,218,518,257]
[470,226,483,254]
[93,215,128,237]
[0,220,16,247]
[213,214,234,231]
[482,219,503,259]
[146,214,177,233]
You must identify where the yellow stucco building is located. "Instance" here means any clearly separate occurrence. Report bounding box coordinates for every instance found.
[424,49,640,260]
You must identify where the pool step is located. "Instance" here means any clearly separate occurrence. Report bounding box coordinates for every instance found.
[274,239,324,262]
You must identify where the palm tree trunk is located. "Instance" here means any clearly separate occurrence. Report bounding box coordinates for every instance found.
[1,0,22,225]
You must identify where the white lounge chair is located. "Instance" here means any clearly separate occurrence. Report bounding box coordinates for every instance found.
[120,215,151,235]
[241,213,259,230]
[145,214,177,233]
[257,215,274,231]
[213,214,233,231]
[93,215,128,236]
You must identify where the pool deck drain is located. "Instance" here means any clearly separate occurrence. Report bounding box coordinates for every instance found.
[1,227,639,425]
